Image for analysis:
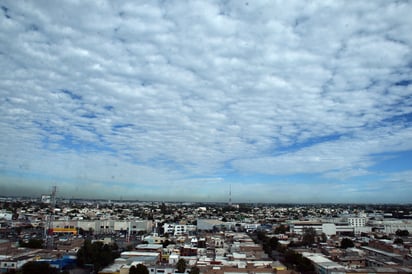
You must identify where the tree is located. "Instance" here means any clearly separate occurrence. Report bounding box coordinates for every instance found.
[340,238,354,249]
[130,265,137,274]
[189,266,200,274]
[302,227,316,246]
[270,236,279,250]
[394,238,403,245]
[395,229,409,237]
[130,264,148,274]
[76,240,119,273]
[275,224,288,234]
[21,261,57,274]
[176,258,187,273]
[284,249,314,273]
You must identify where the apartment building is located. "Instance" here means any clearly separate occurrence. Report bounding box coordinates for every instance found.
[347,217,366,227]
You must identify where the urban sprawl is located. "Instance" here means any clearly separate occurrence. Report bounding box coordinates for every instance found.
[0,195,412,274]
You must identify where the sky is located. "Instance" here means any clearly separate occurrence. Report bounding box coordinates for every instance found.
[1,1,412,203]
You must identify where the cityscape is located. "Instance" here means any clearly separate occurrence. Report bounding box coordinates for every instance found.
[0,193,412,273]
[1,1,412,204]
[1,0,412,274]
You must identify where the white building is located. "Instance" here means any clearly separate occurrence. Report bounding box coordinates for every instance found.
[368,219,412,234]
[163,223,175,234]
[290,221,323,235]
[348,217,366,227]
[290,221,354,236]
[302,252,345,274]
[0,212,12,221]
[174,224,187,235]
[163,223,191,236]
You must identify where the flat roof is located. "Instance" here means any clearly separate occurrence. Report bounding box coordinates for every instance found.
[361,246,403,258]
[121,251,160,257]
[302,252,345,269]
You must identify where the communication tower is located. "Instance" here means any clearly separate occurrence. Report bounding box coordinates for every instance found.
[229,184,232,206]
[44,186,57,249]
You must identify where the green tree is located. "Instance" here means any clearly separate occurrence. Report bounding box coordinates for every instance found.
[302,227,316,246]
[394,238,403,245]
[176,258,187,273]
[136,264,149,274]
[163,239,171,248]
[340,238,354,249]
[284,249,314,273]
[270,236,279,250]
[189,266,200,274]
[395,229,409,237]
[129,265,138,274]
[130,264,149,274]
[21,261,57,274]
[76,240,119,273]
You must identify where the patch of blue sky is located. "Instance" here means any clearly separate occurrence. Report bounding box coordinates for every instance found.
[394,79,412,86]
[60,89,82,101]
[111,124,149,136]
[144,156,185,171]
[0,167,66,183]
[273,133,344,155]
[33,120,111,153]
[393,94,412,107]
[81,112,98,119]
[112,123,134,130]
[1,5,10,19]
[369,150,412,173]
[32,120,61,148]
[107,180,150,190]
[27,23,39,32]
[342,172,385,185]
[380,111,412,126]
[103,105,114,111]
[55,133,115,154]
[224,172,316,185]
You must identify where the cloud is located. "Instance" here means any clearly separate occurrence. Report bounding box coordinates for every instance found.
[0,0,412,202]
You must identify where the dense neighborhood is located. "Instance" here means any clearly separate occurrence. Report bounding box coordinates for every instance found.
[1,196,412,274]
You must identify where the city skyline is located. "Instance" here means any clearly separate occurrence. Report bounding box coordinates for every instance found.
[1,1,412,203]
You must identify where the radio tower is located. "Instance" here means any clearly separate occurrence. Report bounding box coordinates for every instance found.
[228,184,232,206]
[44,186,57,249]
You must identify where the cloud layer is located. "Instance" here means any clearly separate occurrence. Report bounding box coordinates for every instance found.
[1,0,412,202]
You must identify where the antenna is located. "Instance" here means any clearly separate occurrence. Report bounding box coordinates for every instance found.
[44,186,57,249]
[229,184,232,206]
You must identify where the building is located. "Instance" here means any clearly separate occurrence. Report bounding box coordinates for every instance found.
[0,212,12,221]
[347,217,366,227]
[290,221,355,236]
[302,252,346,274]
[197,219,225,231]
[52,219,153,235]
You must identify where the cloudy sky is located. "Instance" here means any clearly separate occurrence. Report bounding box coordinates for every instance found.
[1,1,412,203]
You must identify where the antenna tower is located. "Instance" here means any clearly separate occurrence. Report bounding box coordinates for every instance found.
[229,184,232,206]
[44,186,57,249]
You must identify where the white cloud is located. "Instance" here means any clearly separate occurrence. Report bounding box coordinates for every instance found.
[0,0,411,201]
